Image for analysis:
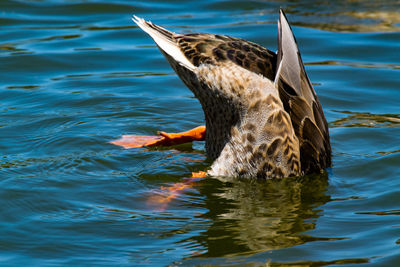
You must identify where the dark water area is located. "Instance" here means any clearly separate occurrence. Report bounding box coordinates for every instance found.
[1,0,400,266]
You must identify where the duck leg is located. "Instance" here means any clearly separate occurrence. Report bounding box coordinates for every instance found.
[111,126,208,210]
[147,171,207,211]
[110,125,206,149]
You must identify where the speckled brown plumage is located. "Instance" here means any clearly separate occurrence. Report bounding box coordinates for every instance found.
[176,34,277,81]
[132,10,331,179]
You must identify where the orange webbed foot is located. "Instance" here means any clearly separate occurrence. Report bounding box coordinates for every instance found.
[191,171,207,178]
[147,171,208,211]
[109,134,164,149]
[110,125,206,149]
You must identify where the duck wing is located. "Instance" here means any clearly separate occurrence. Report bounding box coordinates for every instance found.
[274,10,331,173]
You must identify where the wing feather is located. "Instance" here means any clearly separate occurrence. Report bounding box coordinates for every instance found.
[274,10,331,173]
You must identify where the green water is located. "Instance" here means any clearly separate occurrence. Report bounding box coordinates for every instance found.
[1,0,400,266]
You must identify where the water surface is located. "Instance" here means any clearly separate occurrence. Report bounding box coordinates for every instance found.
[1,0,400,266]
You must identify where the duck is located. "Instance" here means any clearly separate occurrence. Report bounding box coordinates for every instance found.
[111,10,331,179]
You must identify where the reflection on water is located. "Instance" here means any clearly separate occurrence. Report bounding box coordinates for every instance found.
[267,258,369,266]
[344,10,400,32]
[0,43,29,54]
[51,72,170,81]
[332,110,400,128]
[187,173,334,257]
[308,60,400,70]
[273,0,400,32]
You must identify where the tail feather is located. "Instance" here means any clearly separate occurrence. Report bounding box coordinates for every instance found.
[132,15,174,41]
[132,16,195,70]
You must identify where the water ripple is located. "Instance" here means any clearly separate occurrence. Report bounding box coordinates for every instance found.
[308,60,400,70]
[1,0,400,265]
[331,111,400,128]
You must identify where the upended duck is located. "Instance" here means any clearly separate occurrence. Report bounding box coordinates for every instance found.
[112,10,331,179]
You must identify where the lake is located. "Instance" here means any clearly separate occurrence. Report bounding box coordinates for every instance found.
[1,0,400,266]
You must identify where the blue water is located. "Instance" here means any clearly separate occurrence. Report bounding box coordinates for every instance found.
[1,0,400,266]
